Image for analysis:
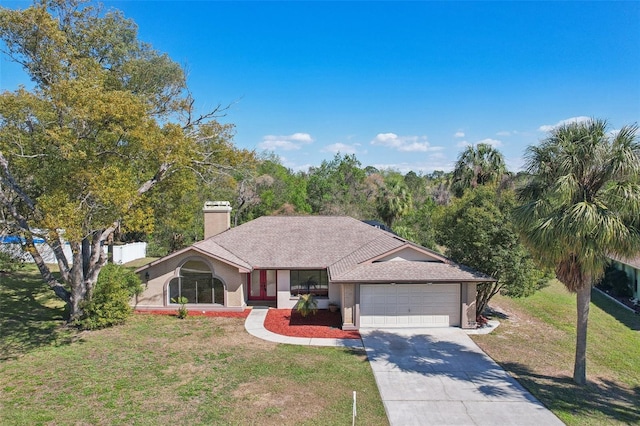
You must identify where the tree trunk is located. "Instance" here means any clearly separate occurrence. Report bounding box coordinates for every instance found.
[69,242,87,322]
[573,284,591,385]
[476,282,503,317]
[26,236,71,305]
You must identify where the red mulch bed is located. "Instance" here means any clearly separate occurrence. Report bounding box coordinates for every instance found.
[264,309,361,339]
[134,309,250,318]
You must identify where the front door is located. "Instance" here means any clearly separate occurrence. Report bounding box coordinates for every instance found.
[249,270,277,301]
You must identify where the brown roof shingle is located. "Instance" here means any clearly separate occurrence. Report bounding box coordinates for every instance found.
[148,215,493,283]
[330,260,494,283]
[205,216,399,269]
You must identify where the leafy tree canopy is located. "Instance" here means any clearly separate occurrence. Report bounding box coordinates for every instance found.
[435,186,549,316]
[306,153,369,217]
[0,0,254,320]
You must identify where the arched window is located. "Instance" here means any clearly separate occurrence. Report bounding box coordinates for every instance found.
[168,260,224,304]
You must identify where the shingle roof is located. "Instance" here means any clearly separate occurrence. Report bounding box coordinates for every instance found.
[330,260,494,283]
[146,215,494,283]
[191,239,252,270]
[328,235,406,278]
[203,216,396,269]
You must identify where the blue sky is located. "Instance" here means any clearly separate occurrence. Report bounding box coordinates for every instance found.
[2,1,639,173]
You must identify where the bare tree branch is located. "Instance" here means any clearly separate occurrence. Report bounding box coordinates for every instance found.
[0,151,37,210]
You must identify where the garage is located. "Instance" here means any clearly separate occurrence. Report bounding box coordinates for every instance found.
[360,283,461,327]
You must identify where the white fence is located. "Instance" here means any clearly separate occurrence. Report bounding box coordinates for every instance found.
[111,242,147,265]
[0,241,146,265]
[0,241,73,264]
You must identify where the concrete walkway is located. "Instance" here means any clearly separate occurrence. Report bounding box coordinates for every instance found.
[244,306,363,348]
[361,328,564,426]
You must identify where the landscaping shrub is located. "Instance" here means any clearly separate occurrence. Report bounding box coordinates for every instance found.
[0,250,23,272]
[76,264,143,330]
[598,265,633,298]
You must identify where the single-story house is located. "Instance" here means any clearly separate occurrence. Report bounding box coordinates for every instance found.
[610,255,640,300]
[135,201,494,329]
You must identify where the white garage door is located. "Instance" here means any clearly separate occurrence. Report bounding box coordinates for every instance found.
[360,284,461,328]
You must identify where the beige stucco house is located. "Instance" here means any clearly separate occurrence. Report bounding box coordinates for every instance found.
[135,202,494,330]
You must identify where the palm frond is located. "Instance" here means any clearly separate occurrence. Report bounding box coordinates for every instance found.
[514,118,640,291]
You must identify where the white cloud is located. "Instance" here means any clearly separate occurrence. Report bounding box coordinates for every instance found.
[371,158,454,174]
[454,131,465,138]
[496,130,513,137]
[506,156,525,172]
[371,133,440,152]
[322,142,358,154]
[476,138,502,147]
[538,116,590,132]
[456,140,470,148]
[259,132,314,151]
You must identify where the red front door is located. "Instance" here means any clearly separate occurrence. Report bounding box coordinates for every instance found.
[249,270,277,301]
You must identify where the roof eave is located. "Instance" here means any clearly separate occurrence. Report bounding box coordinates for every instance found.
[135,245,251,274]
[329,278,497,284]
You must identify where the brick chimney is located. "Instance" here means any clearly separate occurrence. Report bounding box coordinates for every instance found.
[203,201,232,239]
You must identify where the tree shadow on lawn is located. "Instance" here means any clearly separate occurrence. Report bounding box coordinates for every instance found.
[0,270,77,361]
[591,289,640,331]
[362,330,537,401]
[501,361,640,424]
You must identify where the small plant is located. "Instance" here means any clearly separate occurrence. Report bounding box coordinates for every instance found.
[171,296,189,319]
[295,293,318,317]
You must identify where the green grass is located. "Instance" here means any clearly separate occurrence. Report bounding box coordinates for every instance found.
[0,266,387,425]
[473,280,640,425]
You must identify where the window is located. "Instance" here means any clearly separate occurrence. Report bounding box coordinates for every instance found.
[290,270,328,298]
[168,260,224,304]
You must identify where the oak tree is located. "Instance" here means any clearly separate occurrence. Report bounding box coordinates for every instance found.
[435,186,549,317]
[0,0,251,320]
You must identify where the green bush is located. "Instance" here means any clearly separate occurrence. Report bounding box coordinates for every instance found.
[0,250,23,273]
[598,265,633,298]
[76,264,143,330]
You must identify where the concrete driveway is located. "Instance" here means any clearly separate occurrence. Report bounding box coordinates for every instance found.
[361,328,564,426]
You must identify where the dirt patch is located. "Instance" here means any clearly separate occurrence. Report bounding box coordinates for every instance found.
[264,309,361,339]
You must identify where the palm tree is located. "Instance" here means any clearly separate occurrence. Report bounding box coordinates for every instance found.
[451,143,507,196]
[376,175,412,228]
[514,119,640,385]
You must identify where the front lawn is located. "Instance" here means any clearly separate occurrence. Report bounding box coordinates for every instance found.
[0,266,387,425]
[472,279,640,425]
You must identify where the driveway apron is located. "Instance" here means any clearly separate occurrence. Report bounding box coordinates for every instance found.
[361,328,563,426]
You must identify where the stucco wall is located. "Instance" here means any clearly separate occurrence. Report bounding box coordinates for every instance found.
[276,270,296,308]
[375,247,441,262]
[134,251,244,309]
[461,282,477,328]
[341,283,356,329]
